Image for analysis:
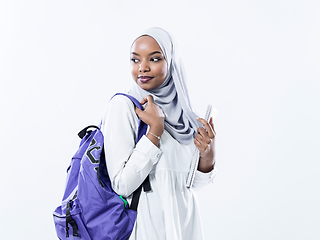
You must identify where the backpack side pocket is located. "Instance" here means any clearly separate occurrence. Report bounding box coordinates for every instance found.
[53,199,92,240]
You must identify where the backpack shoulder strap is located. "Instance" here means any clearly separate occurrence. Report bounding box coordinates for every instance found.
[111,93,151,210]
[130,176,151,211]
[111,93,148,143]
[111,93,143,109]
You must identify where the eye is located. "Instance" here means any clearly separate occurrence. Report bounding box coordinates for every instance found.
[131,58,139,63]
[151,57,162,62]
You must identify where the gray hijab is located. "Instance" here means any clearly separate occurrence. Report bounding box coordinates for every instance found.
[128,27,201,145]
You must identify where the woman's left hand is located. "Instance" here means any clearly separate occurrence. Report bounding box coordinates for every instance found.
[194,117,216,173]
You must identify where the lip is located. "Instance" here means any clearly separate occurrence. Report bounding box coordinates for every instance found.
[138,76,153,83]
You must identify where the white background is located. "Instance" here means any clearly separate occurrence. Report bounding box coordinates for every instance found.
[1,0,319,239]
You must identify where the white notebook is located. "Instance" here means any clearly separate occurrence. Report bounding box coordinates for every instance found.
[186,105,218,188]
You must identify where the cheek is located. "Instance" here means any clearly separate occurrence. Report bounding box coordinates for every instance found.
[159,62,168,79]
[131,65,138,78]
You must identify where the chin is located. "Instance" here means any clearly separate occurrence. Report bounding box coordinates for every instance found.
[135,81,152,90]
[139,85,153,91]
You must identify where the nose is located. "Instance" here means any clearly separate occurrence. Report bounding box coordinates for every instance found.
[139,60,150,73]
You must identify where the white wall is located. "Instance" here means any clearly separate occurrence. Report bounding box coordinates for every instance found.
[0,0,319,239]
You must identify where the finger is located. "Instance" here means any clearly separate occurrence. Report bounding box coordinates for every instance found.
[140,97,148,105]
[197,127,211,144]
[194,138,206,152]
[195,132,210,147]
[146,95,154,104]
[141,95,154,106]
[135,107,143,117]
[197,118,215,139]
[135,107,141,114]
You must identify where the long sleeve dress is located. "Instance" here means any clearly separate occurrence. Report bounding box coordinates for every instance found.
[101,95,216,240]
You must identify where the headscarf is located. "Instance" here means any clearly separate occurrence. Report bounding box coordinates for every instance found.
[128,27,201,145]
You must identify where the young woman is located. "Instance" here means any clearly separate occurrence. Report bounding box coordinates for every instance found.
[101,27,216,240]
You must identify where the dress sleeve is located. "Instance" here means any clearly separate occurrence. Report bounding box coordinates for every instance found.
[101,95,162,197]
[192,167,217,191]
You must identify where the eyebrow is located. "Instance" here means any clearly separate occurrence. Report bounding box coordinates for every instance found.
[131,51,163,56]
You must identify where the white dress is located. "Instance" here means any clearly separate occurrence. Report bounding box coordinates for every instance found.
[101,95,216,240]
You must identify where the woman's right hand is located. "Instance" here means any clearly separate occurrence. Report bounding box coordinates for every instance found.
[135,95,165,138]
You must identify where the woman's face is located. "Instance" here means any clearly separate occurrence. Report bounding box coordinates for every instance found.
[131,35,168,91]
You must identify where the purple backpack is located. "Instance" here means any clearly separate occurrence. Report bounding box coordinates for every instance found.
[53,94,150,240]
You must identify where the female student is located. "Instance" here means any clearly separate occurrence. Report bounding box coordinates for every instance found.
[101,27,216,240]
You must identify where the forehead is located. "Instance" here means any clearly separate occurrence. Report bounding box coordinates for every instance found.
[131,35,163,54]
